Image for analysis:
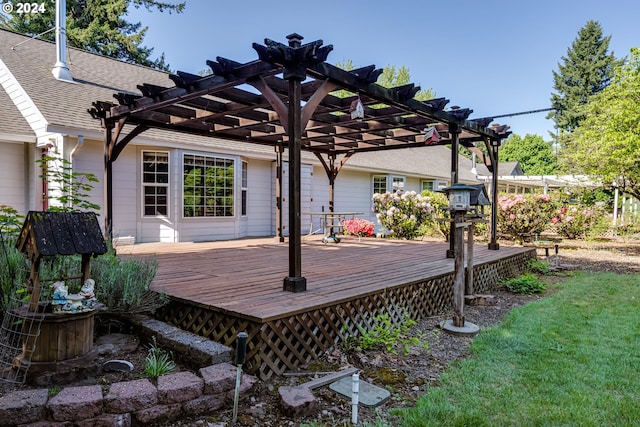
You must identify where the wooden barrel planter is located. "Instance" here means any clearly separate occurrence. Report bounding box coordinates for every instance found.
[14,304,102,376]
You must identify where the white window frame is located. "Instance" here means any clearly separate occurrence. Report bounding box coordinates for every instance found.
[392,176,405,192]
[241,160,248,217]
[373,175,388,195]
[182,153,236,218]
[421,180,435,192]
[141,150,170,218]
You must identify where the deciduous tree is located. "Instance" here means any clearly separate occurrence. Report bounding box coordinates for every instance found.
[334,59,435,101]
[500,134,557,175]
[560,48,640,200]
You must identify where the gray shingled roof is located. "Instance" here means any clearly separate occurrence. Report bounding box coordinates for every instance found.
[346,146,479,182]
[0,79,33,137]
[476,161,523,177]
[0,29,478,182]
[0,29,275,157]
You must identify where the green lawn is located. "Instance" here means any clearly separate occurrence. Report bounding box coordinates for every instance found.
[396,272,640,427]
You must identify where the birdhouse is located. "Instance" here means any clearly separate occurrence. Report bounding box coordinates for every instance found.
[350,97,365,120]
[468,183,491,217]
[441,183,476,212]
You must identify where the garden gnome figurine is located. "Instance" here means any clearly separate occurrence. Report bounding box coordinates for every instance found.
[80,279,95,299]
[51,281,68,313]
[79,278,97,309]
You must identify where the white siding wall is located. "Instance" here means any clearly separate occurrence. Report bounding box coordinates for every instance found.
[111,144,137,239]
[246,159,273,237]
[310,168,376,231]
[405,177,422,194]
[0,142,27,214]
[68,136,105,219]
[272,161,312,235]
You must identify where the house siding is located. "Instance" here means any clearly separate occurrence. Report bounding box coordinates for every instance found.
[246,159,273,237]
[272,162,312,236]
[0,141,27,214]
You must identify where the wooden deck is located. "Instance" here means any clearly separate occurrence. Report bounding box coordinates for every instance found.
[119,236,535,379]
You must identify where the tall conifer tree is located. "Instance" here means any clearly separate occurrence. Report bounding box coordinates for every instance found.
[548,20,621,133]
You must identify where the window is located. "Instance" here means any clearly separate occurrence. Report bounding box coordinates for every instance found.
[392,176,405,192]
[241,161,248,216]
[437,181,449,191]
[183,154,234,217]
[142,151,169,216]
[373,175,387,195]
[421,180,434,192]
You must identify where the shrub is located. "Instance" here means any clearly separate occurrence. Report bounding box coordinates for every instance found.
[0,206,28,313]
[418,190,450,239]
[497,193,555,243]
[342,218,375,237]
[526,258,551,275]
[353,313,429,356]
[502,273,546,294]
[551,203,608,239]
[91,250,167,315]
[373,191,434,240]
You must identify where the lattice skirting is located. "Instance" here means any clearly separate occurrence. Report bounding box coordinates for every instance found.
[157,248,535,380]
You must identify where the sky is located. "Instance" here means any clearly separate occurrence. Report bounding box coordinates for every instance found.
[127,0,639,139]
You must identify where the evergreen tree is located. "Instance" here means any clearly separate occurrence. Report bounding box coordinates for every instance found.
[500,134,557,175]
[0,0,184,71]
[548,20,621,133]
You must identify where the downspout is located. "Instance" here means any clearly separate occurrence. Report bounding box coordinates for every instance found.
[70,135,84,159]
[67,135,83,209]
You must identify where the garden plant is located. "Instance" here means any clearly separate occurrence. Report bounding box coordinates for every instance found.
[372,191,434,240]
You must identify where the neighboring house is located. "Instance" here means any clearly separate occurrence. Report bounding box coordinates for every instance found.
[475,161,596,195]
[0,28,482,243]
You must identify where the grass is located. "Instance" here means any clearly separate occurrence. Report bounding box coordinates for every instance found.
[394,272,640,427]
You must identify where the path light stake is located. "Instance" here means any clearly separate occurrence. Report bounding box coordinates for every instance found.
[232,332,248,424]
[352,372,359,425]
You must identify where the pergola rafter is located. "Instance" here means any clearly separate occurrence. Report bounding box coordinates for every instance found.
[89,33,510,292]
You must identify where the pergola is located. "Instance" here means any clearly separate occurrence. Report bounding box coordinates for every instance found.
[89,33,511,292]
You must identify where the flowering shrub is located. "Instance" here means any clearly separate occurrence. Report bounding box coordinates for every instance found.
[342,218,375,237]
[552,204,608,239]
[373,191,434,240]
[417,190,450,238]
[497,193,555,243]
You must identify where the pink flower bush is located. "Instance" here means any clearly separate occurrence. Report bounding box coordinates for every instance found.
[342,218,375,237]
[372,191,434,239]
[497,193,555,243]
[552,204,607,239]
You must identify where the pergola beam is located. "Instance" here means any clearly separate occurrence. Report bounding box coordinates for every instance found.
[90,32,511,292]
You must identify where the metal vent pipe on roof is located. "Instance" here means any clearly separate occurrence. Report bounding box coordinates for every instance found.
[51,0,74,82]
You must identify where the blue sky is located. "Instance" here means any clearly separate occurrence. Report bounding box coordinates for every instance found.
[128,0,639,139]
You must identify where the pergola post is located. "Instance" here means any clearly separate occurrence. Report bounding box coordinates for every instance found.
[103,121,114,240]
[488,138,500,250]
[282,34,307,293]
[275,144,285,243]
[447,123,460,258]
